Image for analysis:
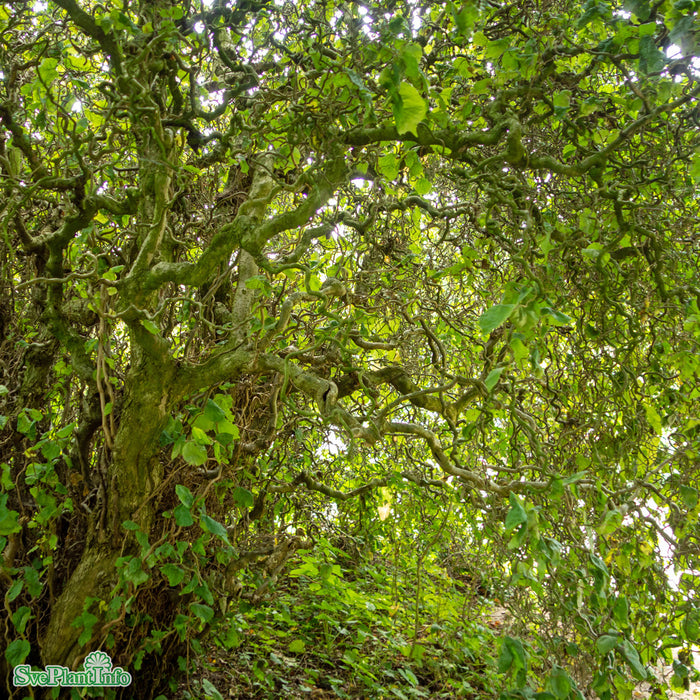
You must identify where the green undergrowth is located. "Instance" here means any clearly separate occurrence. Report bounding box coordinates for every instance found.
[175,539,503,699]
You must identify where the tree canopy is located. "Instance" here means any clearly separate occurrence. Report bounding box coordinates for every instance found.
[1,0,699,697]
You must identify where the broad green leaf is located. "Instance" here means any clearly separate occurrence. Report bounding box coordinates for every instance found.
[553,91,571,117]
[683,611,700,641]
[175,484,194,508]
[597,508,623,536]
[378,153,399,180]
[638,36,665,74]
[124,556,149,585]
[619,640,647,679]
[38,57,59,82]
[190,603,214,624]
[233,487,254,508]
[7,579,23,602]
[12,606,32,634]
[596,634,618,654]
[200,514,230,544]
[173,504,194,527]
[0,499,21,536]
[548,666,571,699]
[182,441,207,466]
[505,494,527,531]
[498,636,527,673]
[541,307,573,325]
[193,413,214,432]
[24,566,42,597]
[510,337,528,361]
[680,485,698,509]
[191,426,212,445]
[478,304,515,334]
[613,596,629,626]
[5,639,31,666]
[645,405,662,434]
[216,420,239,437]
[414,177,431,195]
[204,399,226,423]
[244,275,269,290]
[160,563,186,586]
[393,82,427,135]
[288,639,306,653]
[484,367,504,391]
[201,678,224,700]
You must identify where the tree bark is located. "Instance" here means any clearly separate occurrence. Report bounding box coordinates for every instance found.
[40,354,176,668]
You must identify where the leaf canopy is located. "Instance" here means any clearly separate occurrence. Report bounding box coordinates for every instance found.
[0,0,699,696]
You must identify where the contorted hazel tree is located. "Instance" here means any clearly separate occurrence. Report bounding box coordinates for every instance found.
[1,0,699,695]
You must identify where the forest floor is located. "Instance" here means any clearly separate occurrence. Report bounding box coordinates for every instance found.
[173,600,700,700]
[170,548,699,700]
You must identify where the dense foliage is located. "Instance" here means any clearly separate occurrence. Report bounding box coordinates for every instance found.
[1,0,699,697]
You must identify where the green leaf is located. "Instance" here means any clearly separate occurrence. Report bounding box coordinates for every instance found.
[596,634,618,654]
[38,57,59,82]
[204,399,226,423]
[0,497,21,536]
[683,611,700,641]
[553,91,571,117]
[510,337,528,361]
[626,0,651,20]
[377,153,399,181]
[680,485,698,509]
[645,405,662,434]
[414,177,431,195]
[561,470,588,486]
[7,578,23,602]
[498,636,527,673]
[182,441,207,466]
[484,367,504,392]
[344,68,371,97]
[12,606,32,634]
[505,493,527,531]
[638,35,665,74]
[393,82,427,135]
[193,413,214,432]
[216,420,239,438]
[288,639,306,653]
[190,603,214,624]
[541,307,573,325]
[613,596,629,626]
[577,0,608,27]
[160,563,186,587]
[233,487,254,509]
[478,304,515,334]
[245,275,270,291]
[175,484,194,508]
[24,566,42,597]
[124,557,149,586]
[200,514,230,544]
[597,509,623,536]
[689,152,700,182]
[5,639,31,666]
[619,640,647,679]
[548,666,572,699]
[173,504,194,527]
[201,678,224,700]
